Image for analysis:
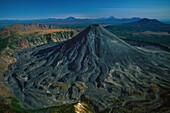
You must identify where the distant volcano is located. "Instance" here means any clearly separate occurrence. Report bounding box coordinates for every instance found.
[5,24,170,112]
[128,18,164,25]
[123,18,170,32]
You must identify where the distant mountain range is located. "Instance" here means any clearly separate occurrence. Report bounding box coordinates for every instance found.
[0,16,141,28]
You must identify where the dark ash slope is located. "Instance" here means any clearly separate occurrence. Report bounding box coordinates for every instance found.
[4,24,170,112]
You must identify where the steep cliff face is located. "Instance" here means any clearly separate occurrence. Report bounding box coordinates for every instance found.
[0,23,77,54]
[4,24,170,112]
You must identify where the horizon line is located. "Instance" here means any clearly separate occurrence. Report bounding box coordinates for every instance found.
[0,16,169,21]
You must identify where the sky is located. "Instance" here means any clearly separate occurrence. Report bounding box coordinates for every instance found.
[0,0,170,20]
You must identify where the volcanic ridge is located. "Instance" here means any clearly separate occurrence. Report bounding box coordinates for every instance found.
[4,24,170,112]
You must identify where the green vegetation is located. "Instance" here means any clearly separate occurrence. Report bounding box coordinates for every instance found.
[127,34,170,47]
[6,97,25,112]
[104,107,134,113]
[0,97,26,113]
[0,97,77,113]
[0,31,21,52]
[8,37,18,50]
[106,23,170,47]
[0,97,94,113]
[0,37,8,52]
[0,30,77,53]
[10,31,20,38]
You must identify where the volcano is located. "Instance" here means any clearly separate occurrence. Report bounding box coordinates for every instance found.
[4,24,170,112]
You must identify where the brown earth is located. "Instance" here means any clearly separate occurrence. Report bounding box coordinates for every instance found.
[19,29,72,35]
